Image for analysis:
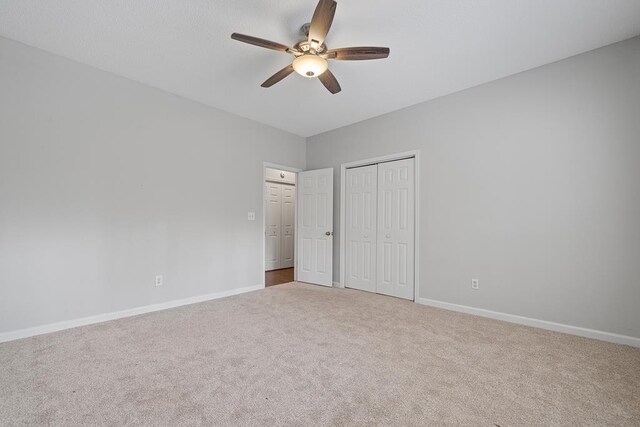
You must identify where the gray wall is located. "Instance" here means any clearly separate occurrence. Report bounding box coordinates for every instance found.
[2,34,639,340]
[0,37,305,333]
[307,37,640,338]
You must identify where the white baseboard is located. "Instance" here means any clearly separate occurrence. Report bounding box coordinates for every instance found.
[418,298,640,348]
[0,284,263,344]
[332,281,342,288]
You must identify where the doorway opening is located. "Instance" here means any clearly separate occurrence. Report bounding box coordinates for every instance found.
[262,163,335,289]
[263,164,300,287]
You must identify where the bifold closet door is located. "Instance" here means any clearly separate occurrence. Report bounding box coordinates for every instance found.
[280,184,295,268]
[377,158,415,300]
[265,182,282,271]
[345,165,377,292]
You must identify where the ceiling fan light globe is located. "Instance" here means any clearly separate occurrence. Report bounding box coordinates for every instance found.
[292,54,328,78]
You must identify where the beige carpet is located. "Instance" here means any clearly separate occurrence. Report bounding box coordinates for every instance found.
[1,283,639,426]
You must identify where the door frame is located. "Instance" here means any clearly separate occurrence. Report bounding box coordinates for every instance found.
[262,162,303,288]
[339,150,421,301]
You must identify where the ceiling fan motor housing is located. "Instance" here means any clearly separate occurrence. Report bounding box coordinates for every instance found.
[294,40,327,55]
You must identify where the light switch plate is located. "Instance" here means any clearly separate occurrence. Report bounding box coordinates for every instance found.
[247,212,256,221]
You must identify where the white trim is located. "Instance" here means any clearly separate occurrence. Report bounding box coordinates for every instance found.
[339,150,420,301]
[332,281,341,287]
[262,162,302,286]
[340,150,420,169]
[0,284,262,344]
[418,298,640,348]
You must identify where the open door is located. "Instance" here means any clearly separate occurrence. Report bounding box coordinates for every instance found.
[297,168,333,287]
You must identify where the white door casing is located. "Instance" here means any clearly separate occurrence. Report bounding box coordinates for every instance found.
[297,168,333,287]
[345,165,377,292]
[377,158,415,300]
[265,182,282,271]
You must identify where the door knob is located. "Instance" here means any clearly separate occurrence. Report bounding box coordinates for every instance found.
[364,234,369,239]
[386,234,391,239]
[325,231,333,236]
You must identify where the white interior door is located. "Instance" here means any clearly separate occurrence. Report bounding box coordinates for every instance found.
[345,165,377,292]
[297,168,333,286]
[265,182,282,271]
[377,158,415,300]
[280,184,295,268]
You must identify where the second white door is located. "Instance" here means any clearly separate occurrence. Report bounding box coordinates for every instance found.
[297,168,334,287]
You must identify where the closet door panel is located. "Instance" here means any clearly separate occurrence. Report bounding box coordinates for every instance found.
[265,182,282,271]
[281,184,295,268]
[345,164,377,292]
[376,158,415,300]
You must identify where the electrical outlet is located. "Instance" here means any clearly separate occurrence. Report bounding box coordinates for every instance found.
[247,212,256,221]
[155,275,163,287]
[471,279,479,290]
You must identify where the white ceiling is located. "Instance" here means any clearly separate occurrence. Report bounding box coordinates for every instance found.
[1,1,639,137]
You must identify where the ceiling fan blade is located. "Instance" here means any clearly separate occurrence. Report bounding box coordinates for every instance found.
[231,33,291,53]
[261,64,295,88]
[308,0,337,49]
[325,47,390,60]
[318,69,341,94]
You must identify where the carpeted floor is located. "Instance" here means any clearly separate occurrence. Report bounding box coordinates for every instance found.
[1,283,639,426]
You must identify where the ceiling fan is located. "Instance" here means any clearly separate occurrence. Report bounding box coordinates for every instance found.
[231,0,390,94]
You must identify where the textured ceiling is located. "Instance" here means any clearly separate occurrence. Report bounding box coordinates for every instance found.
[1,0,639,137]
